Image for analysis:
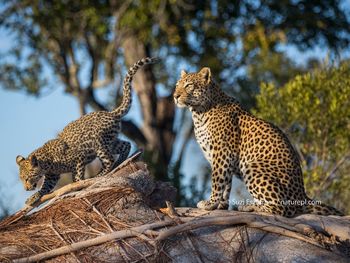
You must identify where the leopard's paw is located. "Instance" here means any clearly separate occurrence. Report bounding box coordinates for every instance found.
[238,204,258,212]
[217,201,229,210]
[25,192,42,206]
[197,199,219,210]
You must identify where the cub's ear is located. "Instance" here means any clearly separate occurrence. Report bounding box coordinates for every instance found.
[199,67,211,84]
[181,70,187,78]
[30,155,38,167]
[16,155,25,165]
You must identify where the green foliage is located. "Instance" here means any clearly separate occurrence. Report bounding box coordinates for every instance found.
[0,0,112,94]
[237,21,309,108]
[0,52,46,95]
[255,62,350,212]
[1,0,350,100]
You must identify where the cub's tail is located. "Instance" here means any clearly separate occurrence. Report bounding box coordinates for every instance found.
[113,57,160,117]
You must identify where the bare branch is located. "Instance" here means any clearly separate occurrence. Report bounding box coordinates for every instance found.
[84,32,99,90]
[50,220,81,262]
[176,118,194,166]
[86,90,108,111]
[67,42,81,94]
[121,120,147,146]
[320,153,350,190]
[13,220,172,263]
[163,202,205,263]
[156,214,325,249]
[104,0,133,83]
[55,40,72,91]
[177,0,196,10]
[12,212,345,263]
[91,79,114,89]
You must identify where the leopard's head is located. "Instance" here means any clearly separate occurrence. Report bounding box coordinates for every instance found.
[16,155,43,190]
[173,67,214,110]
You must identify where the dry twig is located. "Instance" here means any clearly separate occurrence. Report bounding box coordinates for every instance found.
[13,220,173,263]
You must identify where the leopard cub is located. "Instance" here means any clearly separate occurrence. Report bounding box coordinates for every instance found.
[173,67,342,217]
[17,57,158,206]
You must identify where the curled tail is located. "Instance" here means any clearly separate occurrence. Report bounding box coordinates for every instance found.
[113,57,160,117]
[304,199,344,216]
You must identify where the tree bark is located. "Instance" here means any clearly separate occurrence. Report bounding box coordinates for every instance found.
[121,34,175,179]
[122,36,159,149]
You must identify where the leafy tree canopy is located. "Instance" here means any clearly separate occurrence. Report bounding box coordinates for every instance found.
[1,0,349,102]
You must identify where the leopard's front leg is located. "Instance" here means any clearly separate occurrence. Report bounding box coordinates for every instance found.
[197,158,232,210]
[26,174,60,206]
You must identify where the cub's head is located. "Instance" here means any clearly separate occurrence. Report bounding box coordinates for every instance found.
[16,155,43,191]
[173,67,214,110]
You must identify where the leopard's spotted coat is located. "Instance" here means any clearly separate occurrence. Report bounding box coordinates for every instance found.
[17,57,158,206]
[173,67,343,217]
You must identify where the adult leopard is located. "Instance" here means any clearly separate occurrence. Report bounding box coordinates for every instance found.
[173,67,343,217]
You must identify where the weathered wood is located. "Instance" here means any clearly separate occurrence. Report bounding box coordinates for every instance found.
[0,160,349,263]
[13,220,171,263]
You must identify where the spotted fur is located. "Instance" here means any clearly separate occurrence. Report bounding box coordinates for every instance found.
[17,57,159,206]
[173,67,343,217]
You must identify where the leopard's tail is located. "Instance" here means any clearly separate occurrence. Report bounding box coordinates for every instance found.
[112,57,160,117]
[304,199,344,216]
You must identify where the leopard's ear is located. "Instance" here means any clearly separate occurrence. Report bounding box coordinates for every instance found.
[30,155,38,167]
[199,67,211,84]
[16,155,25,165]
[180,70,187,78]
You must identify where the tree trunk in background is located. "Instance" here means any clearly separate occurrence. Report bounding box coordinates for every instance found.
[122,35,175,180]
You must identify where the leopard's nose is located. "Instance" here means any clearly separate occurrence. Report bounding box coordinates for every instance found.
[174,93,180,99]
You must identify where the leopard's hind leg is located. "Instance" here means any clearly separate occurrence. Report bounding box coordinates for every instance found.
[240,161,301,217]
[110,139,131,168]
[95,144,115,177]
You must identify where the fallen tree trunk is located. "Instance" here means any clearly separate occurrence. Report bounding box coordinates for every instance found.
[0,157,349,262]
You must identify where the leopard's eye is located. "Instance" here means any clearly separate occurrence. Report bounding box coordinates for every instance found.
[184,83,194,92]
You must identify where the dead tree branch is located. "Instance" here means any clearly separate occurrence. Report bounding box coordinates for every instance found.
[0,158,348,262]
